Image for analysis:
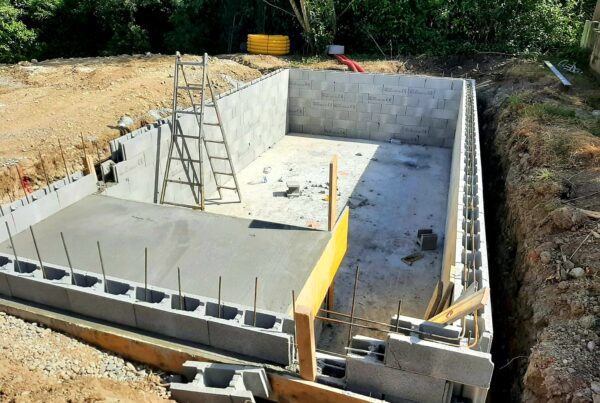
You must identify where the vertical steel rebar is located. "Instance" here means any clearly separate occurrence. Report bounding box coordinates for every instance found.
[177,267,183,310]
[395,300,402,332]
[97,241,107,293]
[217,275,222,319]
[57,139,71,183]
[292,289,297,357]
[29,226,46,279]
[253,277,258,327]
[144,247,148,302]
[5,221,21,273]
[15,166,30,204]
[347,266,360,347]
[60,232,76,285]
[38,152,51,192]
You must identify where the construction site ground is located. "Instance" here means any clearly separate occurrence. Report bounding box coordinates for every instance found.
[0,53,599,401]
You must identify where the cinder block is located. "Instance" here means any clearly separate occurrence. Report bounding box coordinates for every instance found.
[321,91,345,101]
[392,96,418,107]
[382,85,409,95]
[380,105,406,115]
[418,97,440,109]
[398,76,426,88]
[305,70,327,81]
[396,116,422,126]
[358,84,384,94]
[425,77,454,90]
[408,87,435,97]
[441,89,462,100]
[348,73,375,84]
[444,99,461,111]
[310,99,334,109]
[332,101,357,111]
[56,174,97,208]
[366,94,393,104]
[324,109,350,120]
[207,318,293,365]
[334,82,358,93]
[405,106,431,118]
[452,80,464,90]
[170,383,254,403]
[431,108,459,120]
[373,75,400,86]
[384,333,494,388]
[345,354,448,403]
[357,103,382,113]
[311,80,334,91]
[421,117,448,129]
[6,268,71,310]
[371,113,397,124]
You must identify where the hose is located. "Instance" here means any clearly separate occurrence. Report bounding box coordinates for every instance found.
[333,54,365,73]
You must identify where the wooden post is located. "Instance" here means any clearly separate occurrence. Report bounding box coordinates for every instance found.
[82,155,96,179]
[326,155,338,315]
[294,305,317,381]
[594,0,600,21]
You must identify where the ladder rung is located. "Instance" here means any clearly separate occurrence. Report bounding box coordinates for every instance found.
[213,171,233,175]
[208,156,229,160]
[173,134,200,140]
[174,109,202,115]
[218,186,238,190]
[162,201,201,209]
[204,122,220,126]
[171,157,201,163]
[204,139,224,144]
[178,85,202,91]
[166,179,201,186]
[177,61,205,66]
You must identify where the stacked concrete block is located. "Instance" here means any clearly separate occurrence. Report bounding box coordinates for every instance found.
[171,361,272,403]
[0,252,294,366]
[287,69,463,148]
[0,173,97,244]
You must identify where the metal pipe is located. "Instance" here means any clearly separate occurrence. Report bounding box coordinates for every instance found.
[253,276,258,327]
[344,346,385,357]
[97,241,107,293]
[60,232,76,285]
[38,152,51,192]
[29,226,46,279]
[57,139,71,183]
[5,221,21,273]
[217,275,222,318]
[347,266,360,347]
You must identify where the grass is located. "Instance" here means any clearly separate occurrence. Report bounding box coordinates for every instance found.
[535,168,555,180]
[522,104,577,122]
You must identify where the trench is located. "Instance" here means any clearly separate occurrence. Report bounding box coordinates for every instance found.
[478,90,531,401]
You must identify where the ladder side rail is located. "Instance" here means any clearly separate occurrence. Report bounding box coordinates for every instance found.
[160,56,182,204]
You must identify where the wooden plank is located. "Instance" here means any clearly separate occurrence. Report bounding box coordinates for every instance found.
[327,279,335,313]
[423,281,443,320]
[295,207,349,316]
[294,305,317,381]
[543,61,572,89]
[328,155,338,231]
[0,297,378,403]
[434,281,454,315]
[429,287,490,324]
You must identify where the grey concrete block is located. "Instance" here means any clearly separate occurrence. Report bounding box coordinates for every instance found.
[425,77,453,90]
[373,75,400,86]
[444,99,461,111]
[6,265,71,310]
[170,383,254,403]
[345,354,448,403]
[56,174,97,208]
[382,85,409,95]
[311,80,335,91]
[380,104,406,115]
[371,113,397,124]
[366,94,394,104]
[289,79,311,89]
[332,101,357,112]
[406,106,431,118]
[66,277,136,327]
[408,87,435,97]
[441,89,462,100]
[334,82,358,93]
[392,96,418,107]
[452,80,464,90]
[385,333,494,388]
[398,76,426,88]
[358,84,384,94]
[396,116,422,126]
[357,103,382,113]
[207,317,293,365]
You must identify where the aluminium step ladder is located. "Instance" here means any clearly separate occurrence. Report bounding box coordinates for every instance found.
[159,52,241,210]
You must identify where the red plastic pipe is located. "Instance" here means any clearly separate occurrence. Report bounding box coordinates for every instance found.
[333,54,365,73]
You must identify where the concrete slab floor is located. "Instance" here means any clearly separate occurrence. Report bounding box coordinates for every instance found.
[0,194,330,314]
[206,134,452,353]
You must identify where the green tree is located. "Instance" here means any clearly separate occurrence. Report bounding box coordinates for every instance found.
[0,0,36,63]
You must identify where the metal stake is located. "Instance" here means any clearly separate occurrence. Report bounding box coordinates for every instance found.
[29,226,46,279]
[177,267,183,310]
[38,152,51,191]
[253,277,258,327]
[60,232,76,285]
[57,139,71,183]
[5,222,21,273]
[395,300,402,332]
[144,247,148,302]
[97,241,107,292]
[347,266,360,347]
[15,166,30,204]
[217,276,222,318]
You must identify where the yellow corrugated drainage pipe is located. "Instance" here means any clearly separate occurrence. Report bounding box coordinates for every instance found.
[247,34,290,56]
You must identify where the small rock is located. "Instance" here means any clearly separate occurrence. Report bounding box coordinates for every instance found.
[591,381,600,394]
[563,260,575,271]
[540,251,552,264]
[580,315,596,329]
[569,267,585,279]
[588,341,596,352]
[126,362,135,371]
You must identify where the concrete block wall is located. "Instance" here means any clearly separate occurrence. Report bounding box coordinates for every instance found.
[287,69,463,148]
[0,173,97,243]
[0,253,295,366]
[104,69,289,205]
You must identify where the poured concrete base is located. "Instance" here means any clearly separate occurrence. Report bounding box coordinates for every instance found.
[0,194,330,314]
[204,134,452,351]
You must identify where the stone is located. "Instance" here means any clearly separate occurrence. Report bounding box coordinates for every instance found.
[569,267,585,279]
[591,381,600,394]
[580,315,596,329]
[540,251,552,264]
[587,341,596,352]
[563,261,575,271]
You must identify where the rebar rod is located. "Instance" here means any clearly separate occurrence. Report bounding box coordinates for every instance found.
[97,241,107,293]
[57,139,71,183]
[60,232,75,285]
[347,266,360,347]
[253,277,258,327]
[29,226,46,279]
[5,221,21,273]
[38,152,51,192]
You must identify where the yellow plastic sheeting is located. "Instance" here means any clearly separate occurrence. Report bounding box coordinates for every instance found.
[295,207,349,316]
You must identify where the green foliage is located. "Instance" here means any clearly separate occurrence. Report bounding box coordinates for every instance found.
[0,0,36,63]
[0,0,596,61]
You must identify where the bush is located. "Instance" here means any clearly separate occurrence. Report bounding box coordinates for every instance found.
[0,0,36,63]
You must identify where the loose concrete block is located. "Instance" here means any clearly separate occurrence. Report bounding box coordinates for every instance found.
[385,333,494,388]
[170,383,254,403]
[345,354,448,403]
